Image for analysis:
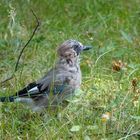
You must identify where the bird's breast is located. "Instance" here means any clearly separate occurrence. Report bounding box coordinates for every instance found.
[66,69,81,88]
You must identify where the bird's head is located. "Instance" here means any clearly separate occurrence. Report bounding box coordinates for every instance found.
[57,39,91,62]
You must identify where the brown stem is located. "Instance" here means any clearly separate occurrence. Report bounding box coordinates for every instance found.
[0,9,40,85]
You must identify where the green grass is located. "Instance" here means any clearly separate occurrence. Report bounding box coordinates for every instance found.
[0,0,140,139]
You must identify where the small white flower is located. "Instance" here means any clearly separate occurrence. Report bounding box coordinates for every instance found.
[101,112,110,122]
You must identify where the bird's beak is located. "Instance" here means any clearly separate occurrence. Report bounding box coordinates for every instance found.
[82,46,92,51]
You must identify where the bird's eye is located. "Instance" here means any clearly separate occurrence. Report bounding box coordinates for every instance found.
[73,45,79,49]
[73,45,81,55]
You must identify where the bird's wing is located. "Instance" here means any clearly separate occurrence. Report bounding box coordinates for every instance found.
[15,69,72,99]
[15,81,42,97]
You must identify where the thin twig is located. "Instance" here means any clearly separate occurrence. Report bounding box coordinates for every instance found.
[0,75,14,84]
[14,9,40,72]
[0,9,40,85]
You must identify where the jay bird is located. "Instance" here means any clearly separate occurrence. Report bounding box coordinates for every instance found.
[0,39,91,112]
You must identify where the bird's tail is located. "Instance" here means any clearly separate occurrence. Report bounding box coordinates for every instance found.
[0,96,15,102]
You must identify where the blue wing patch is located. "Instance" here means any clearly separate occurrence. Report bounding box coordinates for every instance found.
[53,84,66,95]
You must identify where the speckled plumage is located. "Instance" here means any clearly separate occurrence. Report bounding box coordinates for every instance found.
[0,39,91,112]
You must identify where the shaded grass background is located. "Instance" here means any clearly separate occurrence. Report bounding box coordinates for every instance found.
[0,0,140,139]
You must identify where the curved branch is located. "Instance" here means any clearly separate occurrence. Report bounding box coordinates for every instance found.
[0,9,40,85]
[14,9,40,72]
